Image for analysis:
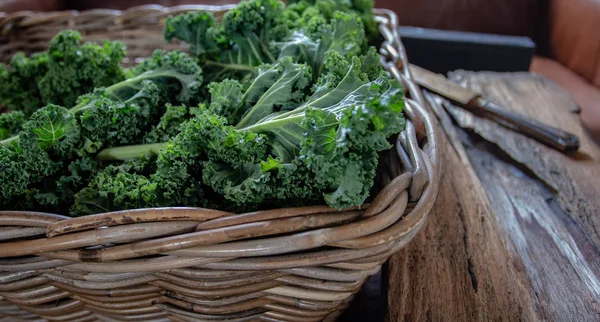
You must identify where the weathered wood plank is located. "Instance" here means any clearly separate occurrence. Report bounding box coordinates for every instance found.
[461,132,600,321]
[386,72,600,321]
[386,136,535,321]
[447,71,600,246]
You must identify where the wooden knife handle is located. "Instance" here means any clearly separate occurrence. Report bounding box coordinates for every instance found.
[472,98,580,154]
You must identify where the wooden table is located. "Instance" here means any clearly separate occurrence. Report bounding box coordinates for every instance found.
[385,71,600,321]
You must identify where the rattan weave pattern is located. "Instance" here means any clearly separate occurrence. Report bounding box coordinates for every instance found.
[0,5,440,322]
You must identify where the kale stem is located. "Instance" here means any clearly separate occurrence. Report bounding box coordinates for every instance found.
[0,135,18,146]
[71,68,171,114]
[69,101,89,113]
[104,68,181,100]
[96,142,165,161]
[241,114,304,133]
[271,69,368,121]
[205,60,255,72]
[260,40,276,62]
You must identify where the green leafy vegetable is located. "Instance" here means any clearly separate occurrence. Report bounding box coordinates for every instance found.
[235,57,312,128]
[0,30,126,116]
[164,11,219,56]
[286,0,379,45]
[143,104,197,144]
[2,0,406,217]
[90,54,404,212]
[164,0,292,83]
[71,158,158,215]
[277,11,366,80]
[0,50,201,211]
[38,31,126,109]
[0,111,25,140]
[0,52,47,117]
[120,50,203,105]
[207,79,244,125]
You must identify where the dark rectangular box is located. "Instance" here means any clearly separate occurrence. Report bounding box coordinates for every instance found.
[398,26,536,75]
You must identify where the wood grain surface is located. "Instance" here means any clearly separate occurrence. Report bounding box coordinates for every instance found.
[386,71,600,321]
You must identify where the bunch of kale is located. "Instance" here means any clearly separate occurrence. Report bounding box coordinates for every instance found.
[0,0,405,216]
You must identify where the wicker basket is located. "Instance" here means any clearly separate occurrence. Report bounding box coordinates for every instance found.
[0,4,440,322]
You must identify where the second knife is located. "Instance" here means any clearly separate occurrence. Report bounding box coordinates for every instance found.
[408,64,580,154]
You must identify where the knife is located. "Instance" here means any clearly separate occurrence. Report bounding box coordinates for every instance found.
[408,64,580,154]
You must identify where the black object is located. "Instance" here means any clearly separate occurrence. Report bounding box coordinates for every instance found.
[338,271,385,322]
[399,26,536,75]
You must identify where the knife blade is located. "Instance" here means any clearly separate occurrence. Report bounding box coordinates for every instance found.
[408,64,580,154]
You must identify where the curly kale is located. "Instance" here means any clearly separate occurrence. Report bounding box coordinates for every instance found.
[207,80,244,125]
[286,0,379,45]
[76,82,161,154]
[38,30,126,109]
[91,54,404,212]
[235,57,312,128]
[0,143,30,200]
[71,158,158,216]
[3,0,402,216]
[120,50,203,105]
[198,79,404,210]
[20,104,80,163]
[0,30,125,116]
[0,44,204,212]
[53,157,99,206]
[0,52,47,116]
[284,6,327,35]
[16,156,100,212]
[149,108,267,207]
[164,0,292,83]
[235,78,404,209]
[299,81,405,207]
[0,60,177,209]
[220,0,288,63]
[143,104,197,144]
[199,54,402,209]
[164,10,220,57]
[0,111,25,140]
[80,106,269,214]
[277,11,366,80]
[162,0,379,85]
[0,105,75,201]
